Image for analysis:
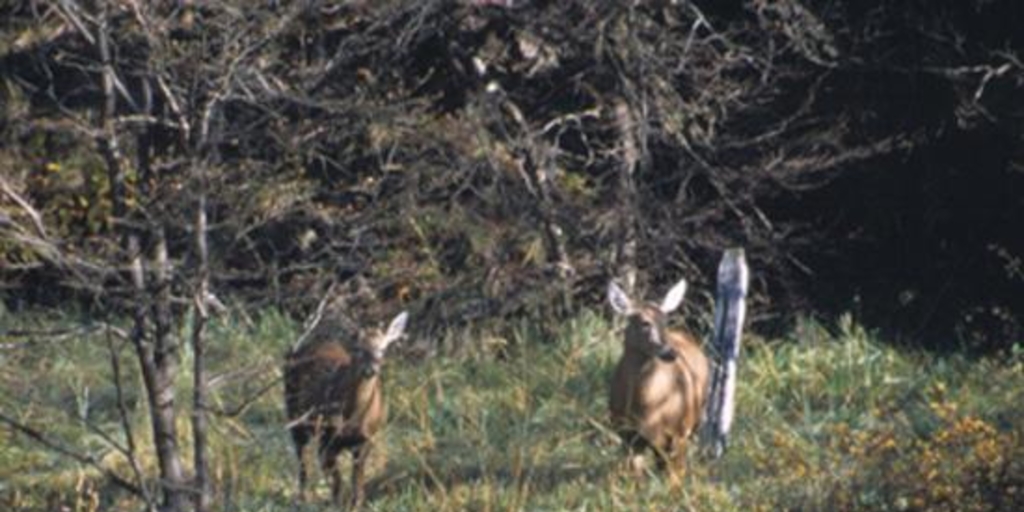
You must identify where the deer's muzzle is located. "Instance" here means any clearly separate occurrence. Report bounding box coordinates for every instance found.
[656,346,678,362]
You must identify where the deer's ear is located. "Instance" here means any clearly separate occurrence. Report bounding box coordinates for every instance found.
[659,278,688,314]
[607,281,633,316]
[380,311,409,350]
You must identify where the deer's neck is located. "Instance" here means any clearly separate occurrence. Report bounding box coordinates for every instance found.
[351,375,381,410]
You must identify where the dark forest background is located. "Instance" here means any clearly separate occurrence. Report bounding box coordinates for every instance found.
[2,0,1022,352]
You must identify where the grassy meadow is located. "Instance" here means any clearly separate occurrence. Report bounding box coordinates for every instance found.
[1,309,1023,511]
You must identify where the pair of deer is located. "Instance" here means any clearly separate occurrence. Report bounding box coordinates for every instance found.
[283,278,707,508]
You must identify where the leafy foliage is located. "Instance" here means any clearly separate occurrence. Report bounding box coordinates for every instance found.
[11,0,1018,337]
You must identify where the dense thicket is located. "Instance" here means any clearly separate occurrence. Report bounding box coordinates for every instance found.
[2,0,1022,349]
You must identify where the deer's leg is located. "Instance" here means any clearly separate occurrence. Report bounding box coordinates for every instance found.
[664,436,688,487]
[652,435,672,471]
[350,443,371,508]
[289,427,312,502]
[319,434,343,505]
[618,430,650,477]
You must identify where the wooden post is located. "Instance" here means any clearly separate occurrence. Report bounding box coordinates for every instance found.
[704,248,750,459]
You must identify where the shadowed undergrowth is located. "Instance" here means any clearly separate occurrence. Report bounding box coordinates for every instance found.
[2,310,1022,511]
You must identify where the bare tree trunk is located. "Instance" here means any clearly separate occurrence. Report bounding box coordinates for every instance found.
[150,226,188,512]
[125,228,190,512]
[121,189,188,512]
[614,99,640,293]
[191,190,212,512]
[97,4,187,508]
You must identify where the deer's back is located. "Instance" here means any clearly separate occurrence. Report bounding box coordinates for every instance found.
[284,342,353,421]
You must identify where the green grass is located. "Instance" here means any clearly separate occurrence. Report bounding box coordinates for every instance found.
[2,309,1022,511]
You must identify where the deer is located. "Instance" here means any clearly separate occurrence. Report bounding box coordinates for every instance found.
[606,278,709,481]
[283,310,408,508]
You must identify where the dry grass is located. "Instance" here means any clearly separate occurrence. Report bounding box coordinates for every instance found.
[2,310,1022,511]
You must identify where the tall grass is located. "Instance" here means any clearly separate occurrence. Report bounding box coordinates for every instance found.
[2,309,1022,511]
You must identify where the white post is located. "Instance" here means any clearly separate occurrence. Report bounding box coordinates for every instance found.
[704,248,750,459]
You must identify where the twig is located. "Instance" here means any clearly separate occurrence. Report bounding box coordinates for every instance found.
[51,0,97,46]
[0,411,143,497]
[0,323,128,350]
[206,375,283,418]
[104,326,155,510]
[290,281,338,352]
[1,177,49,239]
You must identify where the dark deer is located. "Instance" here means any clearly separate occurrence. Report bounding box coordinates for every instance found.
[607,279,709,481]
[284,311,408,508]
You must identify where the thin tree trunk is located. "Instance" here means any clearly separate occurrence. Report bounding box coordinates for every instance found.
[97,4,187,508]
[191,191,212,512]
[150,226,188,512]
[614,99,640,293]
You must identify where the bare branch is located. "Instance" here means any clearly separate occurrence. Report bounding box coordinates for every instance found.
[1,178,49,239]
[103,327,156,510]
[0,412,144,497]
[51,0,97,46]
[290,281,339,352]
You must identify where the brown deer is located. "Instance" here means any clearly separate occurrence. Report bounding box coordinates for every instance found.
[284,311,408,508]
[607,279,709,480]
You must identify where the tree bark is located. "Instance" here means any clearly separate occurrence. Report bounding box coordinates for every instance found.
[150,226,187,512]
[191,190,212,512]
[614,100,640,293]
[97,4,187,508]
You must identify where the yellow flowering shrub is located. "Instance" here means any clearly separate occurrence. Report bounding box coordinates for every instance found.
[832,395,1023,511]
